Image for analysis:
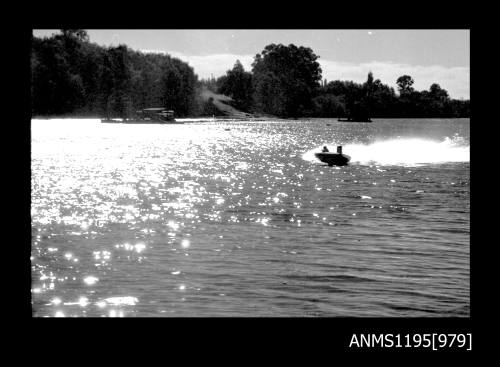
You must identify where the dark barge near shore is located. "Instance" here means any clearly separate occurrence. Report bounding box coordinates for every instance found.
[101,108,182,124]
[338,117,372,122]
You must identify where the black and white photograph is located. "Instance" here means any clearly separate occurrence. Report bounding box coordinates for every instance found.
[30,29,470,321]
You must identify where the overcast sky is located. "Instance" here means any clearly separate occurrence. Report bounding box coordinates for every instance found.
[33,29,470,99]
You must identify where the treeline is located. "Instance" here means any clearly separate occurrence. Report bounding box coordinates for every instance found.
[32,32,469,119]
[31,30,201,117]
[204,44,470,119]
[313,74,470,118]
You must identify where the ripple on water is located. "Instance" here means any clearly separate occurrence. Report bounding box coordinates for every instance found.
[31,118,469,317]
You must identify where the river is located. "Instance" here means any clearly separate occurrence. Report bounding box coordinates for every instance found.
[31,118,470,317]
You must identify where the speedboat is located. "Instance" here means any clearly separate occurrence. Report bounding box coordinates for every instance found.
[314,146,351,166]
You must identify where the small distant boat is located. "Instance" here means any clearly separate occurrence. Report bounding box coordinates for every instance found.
[101,108,182,124]
[338,117,372,123]
[314,146,351,166]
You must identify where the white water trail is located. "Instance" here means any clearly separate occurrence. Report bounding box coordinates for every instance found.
[303,137,469,166]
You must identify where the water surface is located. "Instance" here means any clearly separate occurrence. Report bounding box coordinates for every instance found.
[31,118,470,317]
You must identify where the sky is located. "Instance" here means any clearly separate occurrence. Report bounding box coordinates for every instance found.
[33,29,470,99]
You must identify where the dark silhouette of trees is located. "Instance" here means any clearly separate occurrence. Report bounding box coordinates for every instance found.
[311,72,467,118]
[312,94,346,117]
[100,45,133,118]
[61,29,90,43]
[251,44,322,118]
[396,75,415,95]
[31,34,86,115]
[369,78,398,117]
[217,60,253,111]
[31,30,200,118]
[32,34,469,119]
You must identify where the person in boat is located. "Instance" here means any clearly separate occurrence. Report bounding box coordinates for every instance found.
[322,146,329,152]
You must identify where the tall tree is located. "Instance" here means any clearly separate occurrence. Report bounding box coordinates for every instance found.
[218,60,253,111]
[396,75,415,95]
[251,44,322,117]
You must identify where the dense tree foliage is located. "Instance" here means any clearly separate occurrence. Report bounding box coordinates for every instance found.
[31,34,470,119]
[396,75,415,95]
[213,43,469,119]
[314,74,469,118]
[31,30,200,117]
[251,44,322,118]
[217,60,253,111]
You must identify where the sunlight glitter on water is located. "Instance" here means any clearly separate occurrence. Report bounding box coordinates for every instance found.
[31,118,470,317]
[83,276,99,285]
[103,296,139,306]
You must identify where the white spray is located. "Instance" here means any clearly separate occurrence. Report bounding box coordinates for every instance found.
[303,137,469,166]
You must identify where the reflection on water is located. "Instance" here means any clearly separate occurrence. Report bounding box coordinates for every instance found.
[31,118,470,317]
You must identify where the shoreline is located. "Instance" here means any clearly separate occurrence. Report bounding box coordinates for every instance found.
[31,115,471,122]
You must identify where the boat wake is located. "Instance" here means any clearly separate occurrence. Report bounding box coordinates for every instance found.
[303,136,469,166]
